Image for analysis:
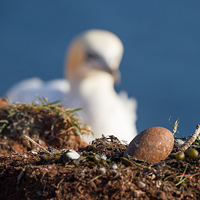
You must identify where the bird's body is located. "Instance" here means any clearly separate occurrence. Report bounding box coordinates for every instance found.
[66,72,137,143]
[6,29,138,143]
[6,77,69,103]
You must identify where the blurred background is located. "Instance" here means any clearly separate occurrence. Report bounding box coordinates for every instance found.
[1,1,200,137]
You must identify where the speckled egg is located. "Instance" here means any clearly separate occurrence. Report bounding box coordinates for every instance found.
[124,127,174,164]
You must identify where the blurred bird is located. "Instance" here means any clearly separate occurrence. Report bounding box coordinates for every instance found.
[6,29,138,143]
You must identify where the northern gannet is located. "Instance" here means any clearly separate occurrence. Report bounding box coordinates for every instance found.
[6,29,138,143]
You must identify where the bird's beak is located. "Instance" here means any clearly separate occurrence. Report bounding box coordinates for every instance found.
[98,57,121,84]
[112,69,121,84]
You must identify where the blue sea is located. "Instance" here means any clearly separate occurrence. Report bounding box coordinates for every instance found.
[1,1,200,137]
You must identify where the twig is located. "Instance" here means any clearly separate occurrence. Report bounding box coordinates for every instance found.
[164,173,179,181]
[175,177,188,186]
[49,119,59,138]
[24,135,51,154]
[175,164,188,186]
[179,124,200,152]
[87,174,103,184]
[0,120,8,134]
[17,168,26,183]
[180,169,200,178]
[172,118,179,135]
[169,117,183,137]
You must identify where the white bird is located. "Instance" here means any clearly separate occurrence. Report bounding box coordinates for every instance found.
[6,29,138,143]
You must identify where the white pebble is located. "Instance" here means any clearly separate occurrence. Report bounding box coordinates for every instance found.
[175,139,185,146]
[112,163,118,170]
[101,154,107,160]
[66,150,80,160]
[99,167,106,174]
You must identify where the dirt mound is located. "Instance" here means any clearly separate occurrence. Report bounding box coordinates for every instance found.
[0,99,200,199]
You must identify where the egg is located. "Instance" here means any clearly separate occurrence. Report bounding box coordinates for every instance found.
[124,127,174,164]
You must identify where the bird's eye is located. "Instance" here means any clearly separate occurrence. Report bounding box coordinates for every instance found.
[86,51,98,60]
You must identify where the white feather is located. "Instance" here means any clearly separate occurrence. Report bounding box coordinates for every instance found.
[6,77,69,103]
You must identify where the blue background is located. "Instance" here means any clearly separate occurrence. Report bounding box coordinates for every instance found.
[1,1,200,137]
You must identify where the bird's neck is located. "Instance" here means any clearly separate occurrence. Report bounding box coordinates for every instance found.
[70,73,115,95]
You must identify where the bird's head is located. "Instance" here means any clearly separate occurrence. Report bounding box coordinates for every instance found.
[65,29,124,85]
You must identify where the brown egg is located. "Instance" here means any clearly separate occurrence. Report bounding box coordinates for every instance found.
[124,127,174,164]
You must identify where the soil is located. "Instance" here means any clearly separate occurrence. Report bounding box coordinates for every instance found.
[0,98,200,200]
